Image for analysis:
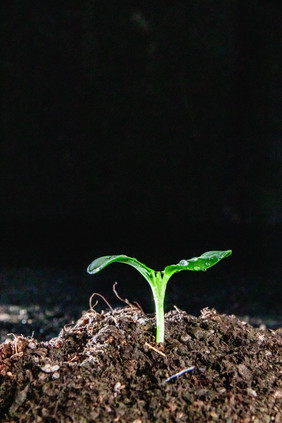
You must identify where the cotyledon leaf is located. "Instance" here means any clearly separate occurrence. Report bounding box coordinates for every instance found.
[87,254,155,285]
[163,250,232,280]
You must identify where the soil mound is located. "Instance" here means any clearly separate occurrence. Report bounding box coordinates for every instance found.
[0,307,281,422]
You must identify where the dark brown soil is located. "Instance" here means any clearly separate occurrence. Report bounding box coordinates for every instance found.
[0,306,281,422]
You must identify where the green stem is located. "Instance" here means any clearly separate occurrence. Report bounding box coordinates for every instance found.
[151,272,168,343]
[155,294,165,343]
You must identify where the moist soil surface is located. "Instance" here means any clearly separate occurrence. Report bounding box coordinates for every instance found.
[0,306,281,422]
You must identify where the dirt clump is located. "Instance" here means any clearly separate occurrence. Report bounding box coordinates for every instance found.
[0,306,281,422]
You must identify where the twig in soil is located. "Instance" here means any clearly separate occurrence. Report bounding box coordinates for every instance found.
[165,366,195,382]
[6,334,25,355]
[133,300,145,313]
[6,334,18,354]
[135,302,144,313]
[89,297,98,312]
[112,282,144,313]
[113,282,135,309]
[173,305,181,313]
[145,342,166,357]
[89,292,113,314]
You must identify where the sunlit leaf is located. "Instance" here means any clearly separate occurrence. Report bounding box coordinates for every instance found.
[164,250,232,279]
[87,254,155,285]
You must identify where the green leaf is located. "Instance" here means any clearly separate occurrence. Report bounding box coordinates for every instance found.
[164,250,232,279]
[87,254,155,285]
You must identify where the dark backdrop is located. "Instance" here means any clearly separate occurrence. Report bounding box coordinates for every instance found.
[1,2,281,319]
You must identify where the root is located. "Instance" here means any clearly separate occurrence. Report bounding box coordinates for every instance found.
[113,282,144,312]
[89,292,113,314]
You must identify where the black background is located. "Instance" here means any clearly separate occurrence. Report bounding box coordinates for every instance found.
[1,1,281,325]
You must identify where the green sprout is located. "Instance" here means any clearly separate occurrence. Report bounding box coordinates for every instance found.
[87,250,232,343]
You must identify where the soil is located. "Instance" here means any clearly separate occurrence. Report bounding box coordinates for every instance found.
[0,306,281,422]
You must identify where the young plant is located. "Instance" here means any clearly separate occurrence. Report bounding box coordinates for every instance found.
[87,250,232,343]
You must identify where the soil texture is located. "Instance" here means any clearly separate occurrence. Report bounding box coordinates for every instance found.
[0,306,281,422]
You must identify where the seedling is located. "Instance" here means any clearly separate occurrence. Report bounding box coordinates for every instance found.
[87,250,232,343]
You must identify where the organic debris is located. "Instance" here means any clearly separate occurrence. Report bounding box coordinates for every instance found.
[0,307,281,422]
